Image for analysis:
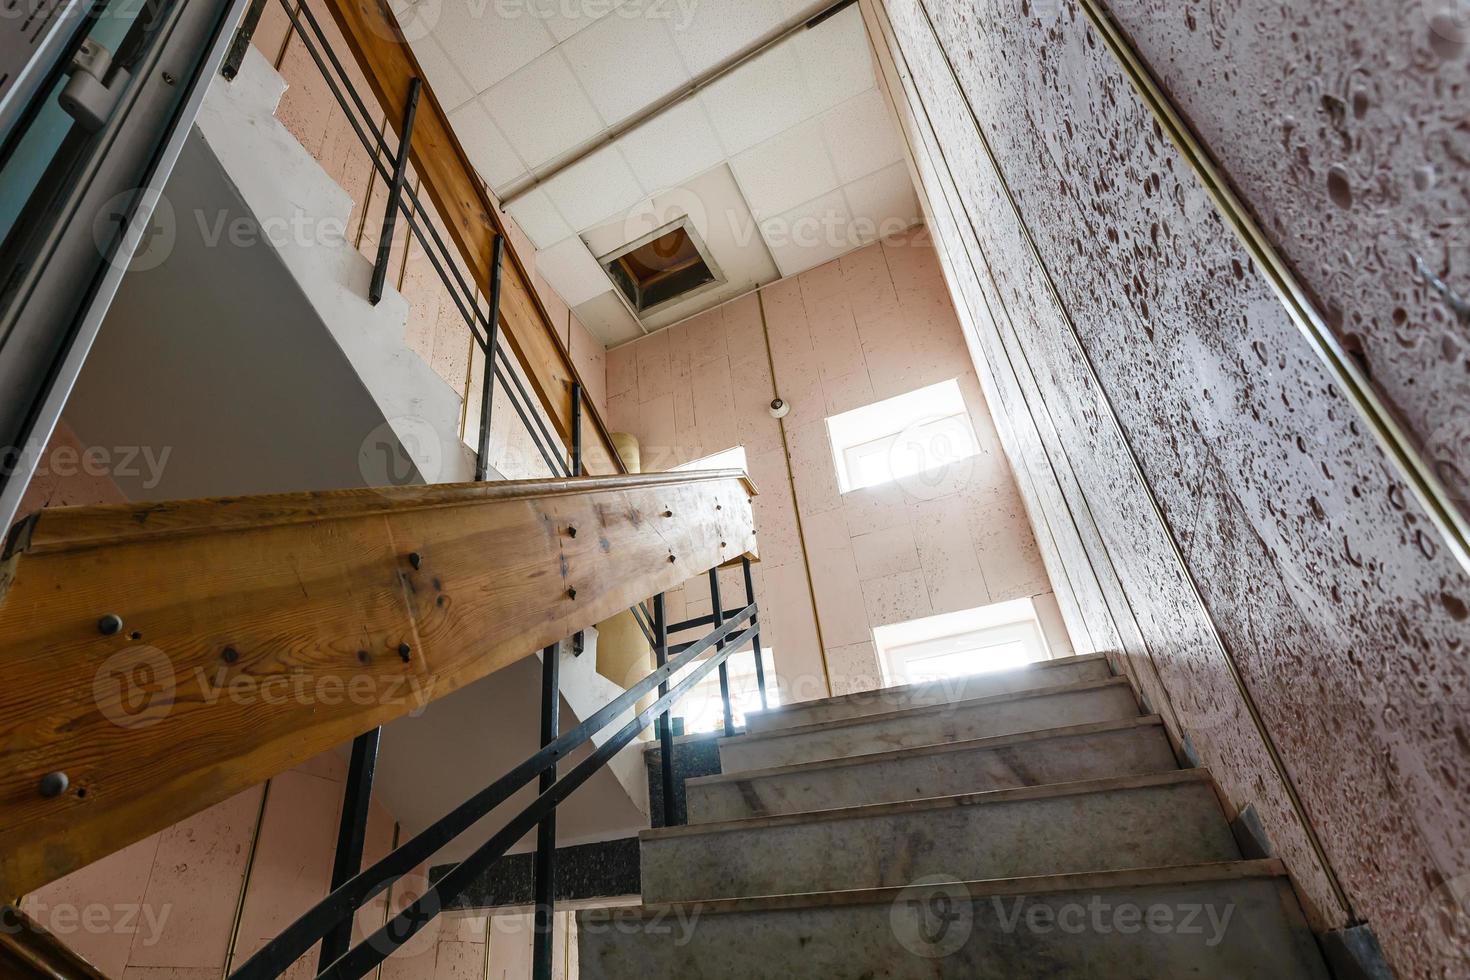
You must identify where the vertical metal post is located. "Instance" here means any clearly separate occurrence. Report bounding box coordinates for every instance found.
[221,0,271,80]
[570,382,583,476]
[532,642,559,980]
[741,556,768,711]
[317,727,380,971]
[708,568,736,737]
[475,235,507,481]
[369,77,420,306]
[652,594,677,827]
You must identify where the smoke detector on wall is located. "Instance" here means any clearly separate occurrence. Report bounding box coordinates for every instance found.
[769,398,791,420]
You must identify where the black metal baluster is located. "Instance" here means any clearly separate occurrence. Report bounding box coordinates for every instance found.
[221,0,270,80]
[532,642,559,980]
[570,382,583,476]
[653,594,677,827]
[369,77,420,305]
[708,568,736,737]
[317,727,380,971]
[741,556,768,712]
[475,234,506,481]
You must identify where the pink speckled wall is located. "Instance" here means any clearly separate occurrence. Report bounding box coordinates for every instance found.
[605,234,1059,700]
[866,0,1470,975]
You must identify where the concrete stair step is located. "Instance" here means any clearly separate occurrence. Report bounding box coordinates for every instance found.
[687,715,1178,823]
[718,676,1141,772]
[744,653,1113,734]
[639,770,1236,904]
[578,860,1330,978]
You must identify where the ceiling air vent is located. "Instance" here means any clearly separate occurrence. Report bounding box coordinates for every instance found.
[598,217,724,317]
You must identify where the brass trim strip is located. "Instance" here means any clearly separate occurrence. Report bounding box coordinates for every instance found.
[222,778,272,978]
[1075,0,1470,577]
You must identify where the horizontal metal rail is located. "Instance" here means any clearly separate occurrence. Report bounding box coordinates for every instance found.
[230,603,758,979]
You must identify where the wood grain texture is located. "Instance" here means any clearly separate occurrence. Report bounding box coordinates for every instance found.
[323,0,623,476]
[0,471,756,899]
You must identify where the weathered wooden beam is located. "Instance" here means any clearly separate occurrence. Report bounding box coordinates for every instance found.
[0,471,756,899]
[324,0,624,476]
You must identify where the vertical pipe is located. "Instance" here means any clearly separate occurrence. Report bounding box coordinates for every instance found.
[532,642,559,980]
[317,727,381,971]
[708,568,735,737]
[652,594,677,827]
[741,556,768,711]
[475,234,506,481]
[369,77,420,306]
[570,382,583,477]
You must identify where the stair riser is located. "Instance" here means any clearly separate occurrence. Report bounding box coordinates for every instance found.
[746,659,1113,733]
[719,684,1140,772]
[642,781,1235,904]
[688,724,1178,823]
[579,877,1329,979]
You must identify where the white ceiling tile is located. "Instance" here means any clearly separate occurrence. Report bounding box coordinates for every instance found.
[842,161,922,241]
[505,188,573,250]
[760,188,854,277]
[529,0,628,42]
[668,0,788,76]
[574,290,644,347]
[562,13,691,125]
[820,88,904,183]
[730,120,840,220]
[542,144,645,230]
[408,35,475,110]
[791,5,875,112]
[482,52,604,170]
[448,100,526,190]
[431,0,556,94]
[616,99,725,193]
[697,43,814,155]
[536,235,613,307]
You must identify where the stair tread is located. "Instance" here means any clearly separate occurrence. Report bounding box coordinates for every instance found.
[690,714,1166,786]
[591,859,1287,919]
[645,768,1209,840]
[744,653,1110,724]
[721,675,1135,745]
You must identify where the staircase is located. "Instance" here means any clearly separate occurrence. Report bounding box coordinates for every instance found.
[578,653,1332,977]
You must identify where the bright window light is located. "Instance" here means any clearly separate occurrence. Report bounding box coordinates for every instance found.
[671,647,779,734]
[671,445,748,473]
[826,379,979,493]
[873,598,1049,686]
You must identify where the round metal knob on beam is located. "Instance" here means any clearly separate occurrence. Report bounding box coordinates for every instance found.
[39,772,69,798]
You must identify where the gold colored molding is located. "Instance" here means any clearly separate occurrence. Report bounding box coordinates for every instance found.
[1075,0,1470,577]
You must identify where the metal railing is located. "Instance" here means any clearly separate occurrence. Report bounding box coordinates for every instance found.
[230,556,768,979]
[214,15,775,977]
[224,0,578,481]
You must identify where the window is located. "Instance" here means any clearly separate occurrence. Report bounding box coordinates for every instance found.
[671,445,747,474]
[826,379,980,493]
[873,598,1050,686]
[672,647,780,734]
[598,218,724,316]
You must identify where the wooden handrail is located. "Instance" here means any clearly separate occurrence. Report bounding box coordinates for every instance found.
[324,0,625,476]
[0,471,756,898]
